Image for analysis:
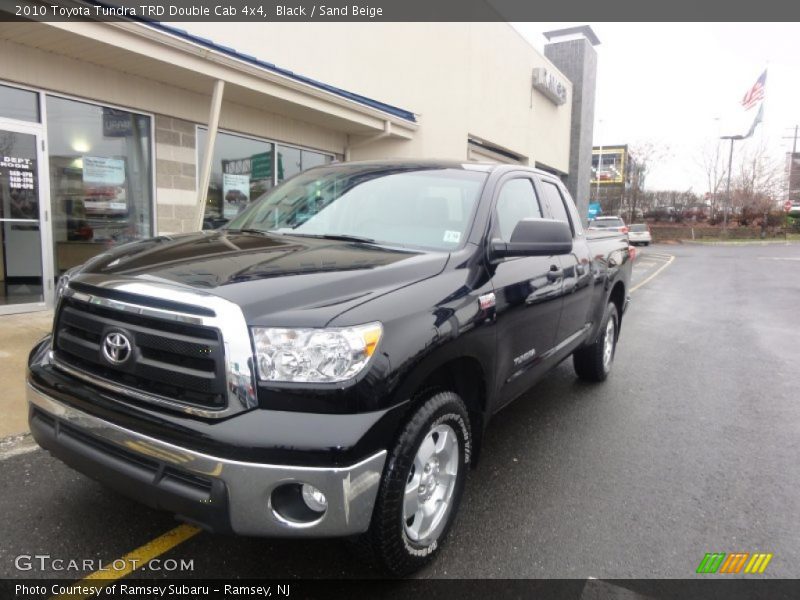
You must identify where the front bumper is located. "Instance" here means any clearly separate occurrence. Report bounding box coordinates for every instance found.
[28,384,386,537]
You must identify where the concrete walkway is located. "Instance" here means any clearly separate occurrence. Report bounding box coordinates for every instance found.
[0,311,53,437]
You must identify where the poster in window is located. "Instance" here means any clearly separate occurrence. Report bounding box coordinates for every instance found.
[2,155,37,219]
[222,173,250,218]
[82,156,127,215]
[102,108,134,137]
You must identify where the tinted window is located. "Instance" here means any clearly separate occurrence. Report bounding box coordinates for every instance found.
[590,218,624,228]
[629,224,648,232]
[495,178,541,241]
[0,84,39,122]
[540,181,573,233]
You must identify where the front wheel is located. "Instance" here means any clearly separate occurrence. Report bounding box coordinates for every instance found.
[573,302,619,382]
[355,391,471,575]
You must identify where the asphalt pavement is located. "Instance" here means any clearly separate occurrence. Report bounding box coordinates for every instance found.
[2,242,799,580]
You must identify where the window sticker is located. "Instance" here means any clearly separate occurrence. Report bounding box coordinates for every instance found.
[443,230,461,243]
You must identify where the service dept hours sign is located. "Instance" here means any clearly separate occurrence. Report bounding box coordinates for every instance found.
[532,68,568,105]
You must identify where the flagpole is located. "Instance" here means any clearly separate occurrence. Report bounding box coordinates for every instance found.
[718,68,766,231]
[722,137,735,230]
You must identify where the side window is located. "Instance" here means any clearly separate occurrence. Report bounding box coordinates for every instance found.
[540,180,574,236]
[495,178,542,241]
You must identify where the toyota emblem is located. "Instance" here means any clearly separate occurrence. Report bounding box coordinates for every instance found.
[102,332,132,365]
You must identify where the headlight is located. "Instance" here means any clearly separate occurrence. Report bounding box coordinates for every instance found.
[251,322,382,383]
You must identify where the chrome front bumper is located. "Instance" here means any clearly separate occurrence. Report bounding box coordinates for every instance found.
[27,384,386,537]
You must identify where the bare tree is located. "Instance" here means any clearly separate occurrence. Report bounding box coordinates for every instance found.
[624,142,669,223]
[697,140,728,218]
[730,141,783,226]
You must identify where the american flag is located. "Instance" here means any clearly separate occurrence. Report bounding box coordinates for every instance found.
[741,70,767,111]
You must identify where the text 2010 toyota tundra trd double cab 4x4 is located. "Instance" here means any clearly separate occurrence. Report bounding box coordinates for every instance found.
[28,161,631,574]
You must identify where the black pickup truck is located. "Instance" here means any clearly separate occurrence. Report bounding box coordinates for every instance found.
[27,161,631,574]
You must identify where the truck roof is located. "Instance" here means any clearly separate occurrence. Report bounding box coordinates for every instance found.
[319,159,559,178]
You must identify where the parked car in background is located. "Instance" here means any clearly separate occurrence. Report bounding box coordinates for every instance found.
[588,216,628,235]
[627,223,652,246]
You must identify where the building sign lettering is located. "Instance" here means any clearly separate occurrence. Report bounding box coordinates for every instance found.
[532,68,568,106]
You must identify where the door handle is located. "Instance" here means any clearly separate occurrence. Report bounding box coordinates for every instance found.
[547,265,563,282]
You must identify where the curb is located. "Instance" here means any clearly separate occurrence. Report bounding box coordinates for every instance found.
[679,240,800,246]
[0,432,38,460]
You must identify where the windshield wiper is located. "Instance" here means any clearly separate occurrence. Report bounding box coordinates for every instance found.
[286,233,377,244]
[229,228,275,236]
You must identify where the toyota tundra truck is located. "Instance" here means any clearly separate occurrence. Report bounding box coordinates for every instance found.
[27,161,632,574]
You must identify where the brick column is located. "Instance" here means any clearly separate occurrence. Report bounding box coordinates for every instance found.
[155,115,199,234]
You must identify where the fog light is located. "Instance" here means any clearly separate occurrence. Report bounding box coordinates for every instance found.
[301,484,328,513]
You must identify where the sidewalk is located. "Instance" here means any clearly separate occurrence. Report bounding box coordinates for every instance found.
[0,311,53,438]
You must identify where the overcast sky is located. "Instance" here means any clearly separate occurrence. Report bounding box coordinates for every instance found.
[513,22,800,193]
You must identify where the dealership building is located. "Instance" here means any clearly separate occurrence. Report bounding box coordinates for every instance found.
[0,19,598,313]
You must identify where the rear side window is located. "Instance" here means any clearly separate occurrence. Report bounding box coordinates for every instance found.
[495,178,542,241]
[590,218,624,228]
[540,181,573,235]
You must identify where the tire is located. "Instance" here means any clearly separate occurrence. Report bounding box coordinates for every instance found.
[573,302,619,382]
[644,242,650,247]
[354,391,471,575]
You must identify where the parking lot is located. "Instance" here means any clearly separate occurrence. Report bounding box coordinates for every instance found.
[1,242,799,581]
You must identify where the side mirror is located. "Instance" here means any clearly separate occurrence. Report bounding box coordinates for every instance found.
[490,218,573,259]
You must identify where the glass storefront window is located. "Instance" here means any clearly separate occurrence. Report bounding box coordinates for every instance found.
[198,129,275,228]
[46,96,153,275]
[301,149,331,171]
[276,145,332,183]
[0,84,39,123]
[277,145,301,182]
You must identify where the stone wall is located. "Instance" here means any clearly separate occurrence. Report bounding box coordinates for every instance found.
[154,115,199,234]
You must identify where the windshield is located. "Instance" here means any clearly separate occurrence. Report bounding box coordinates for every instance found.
[227,164,487,251]
[590,218,624,228]
[629,224,648,232]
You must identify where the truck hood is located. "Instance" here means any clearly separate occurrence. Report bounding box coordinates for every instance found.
[75,231,449,326]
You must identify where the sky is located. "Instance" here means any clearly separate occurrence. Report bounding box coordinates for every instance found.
[513,23,800,194]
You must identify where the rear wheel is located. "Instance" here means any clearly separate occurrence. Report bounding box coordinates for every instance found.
[355,391,471,575]
[573,302,619,382]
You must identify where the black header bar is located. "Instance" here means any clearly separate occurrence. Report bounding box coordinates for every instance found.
[2,0,800,22]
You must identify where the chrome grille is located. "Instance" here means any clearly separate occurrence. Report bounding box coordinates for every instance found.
[54,295,227,409]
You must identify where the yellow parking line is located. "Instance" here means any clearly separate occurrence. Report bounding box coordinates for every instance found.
[50,524,201,600]
[631,255,675,293]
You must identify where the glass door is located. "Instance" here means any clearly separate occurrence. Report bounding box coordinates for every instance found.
[0,122,52,314]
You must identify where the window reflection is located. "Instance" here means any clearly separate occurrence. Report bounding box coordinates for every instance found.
[198,129,275,229]
[277,145,332,183]
[46,96,153,274]
[199,132,333,229]
[0,84,39,123]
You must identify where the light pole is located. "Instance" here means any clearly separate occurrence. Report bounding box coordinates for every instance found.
[595,119,603,210]
[711,117,721,220]
[719,134,743,231]
[782,125,799,203]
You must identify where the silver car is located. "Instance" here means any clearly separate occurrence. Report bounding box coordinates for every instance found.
[627,223,652,246]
